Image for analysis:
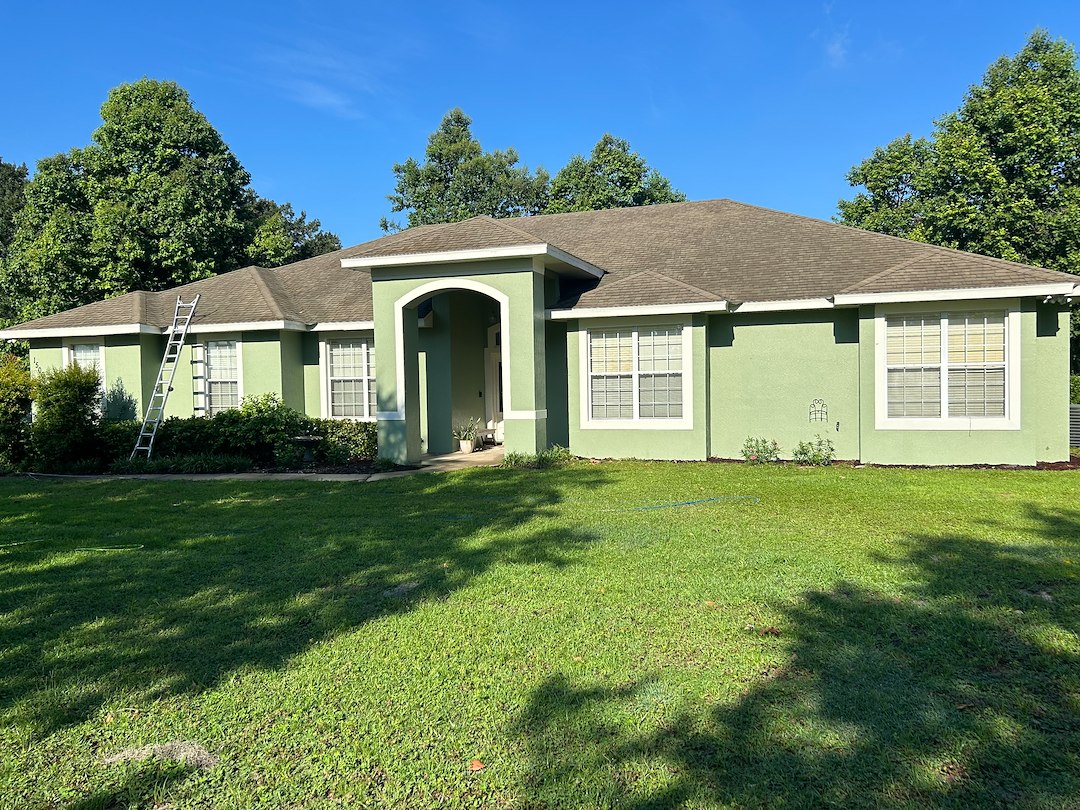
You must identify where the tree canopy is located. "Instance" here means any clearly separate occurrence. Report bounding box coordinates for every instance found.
[1,79,339,326]
[837,30,1080,369]
[381,111,685,230]
[544,134,686,214]
[0,158,27,262]
[381,109,550,232]
[838,31,1080,272]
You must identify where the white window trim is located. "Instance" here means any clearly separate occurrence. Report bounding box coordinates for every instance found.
[62,339,107,393]
[319,333,377,421]
[202,336,243,416]
[874,300,1021,431]
[579,319,694,431]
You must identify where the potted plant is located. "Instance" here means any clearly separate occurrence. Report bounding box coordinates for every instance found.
[452,417,482,453]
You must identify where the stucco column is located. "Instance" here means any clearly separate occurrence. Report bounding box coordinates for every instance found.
[374,286,422,464]
[502,263,548,454]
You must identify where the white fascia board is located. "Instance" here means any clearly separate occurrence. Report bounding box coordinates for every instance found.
[734,298,835,313]
[310,320,375,332]
[0,323,158,340]
[187,320,308,334]
[545,245,605,279]
[833,283,1077,306]
[342,244,549,269]
[547,301,729,320]
[342,243,605,280]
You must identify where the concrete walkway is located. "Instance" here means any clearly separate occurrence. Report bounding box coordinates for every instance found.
[27,446,506,483]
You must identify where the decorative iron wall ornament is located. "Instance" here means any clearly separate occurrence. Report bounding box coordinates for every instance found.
[809,399,828,422]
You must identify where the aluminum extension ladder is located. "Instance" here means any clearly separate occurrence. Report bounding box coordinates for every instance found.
[130,295,200,459]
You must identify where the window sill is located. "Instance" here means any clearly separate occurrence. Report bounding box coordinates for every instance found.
[580,418,693,431]
[875,417,1020,431]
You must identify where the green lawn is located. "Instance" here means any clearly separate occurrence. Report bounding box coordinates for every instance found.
[1,462,1078,809]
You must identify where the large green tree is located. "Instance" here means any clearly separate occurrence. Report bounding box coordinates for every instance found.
[0,158,27,260]
[544,134,686,214]
[2,79,340,325]
[244,197,342,267]
[381,108,550,232]
[838,30,1080,369]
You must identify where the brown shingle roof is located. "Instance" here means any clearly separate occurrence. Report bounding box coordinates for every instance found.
[354,199,1078,307]
[4,199,1076,335]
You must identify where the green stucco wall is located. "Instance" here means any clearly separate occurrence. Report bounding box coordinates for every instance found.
[707,310,860,460]
[300,333,322,418]
[566,314,709,461]
[545,322,569,447]
[857,300,1070,465]
[371,259,549,464]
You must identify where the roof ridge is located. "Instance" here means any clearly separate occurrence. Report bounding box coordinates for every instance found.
[248,267,286,320]
[838,254,926,294]
[481,216,546,243]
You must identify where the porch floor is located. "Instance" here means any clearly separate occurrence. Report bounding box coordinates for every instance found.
[419,445,505,472]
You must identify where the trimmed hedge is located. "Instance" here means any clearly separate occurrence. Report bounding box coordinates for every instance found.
[99,395,379,471]
[1071,374,1080,405]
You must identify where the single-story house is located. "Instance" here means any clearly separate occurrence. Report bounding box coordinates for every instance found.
[3,199,1077,466]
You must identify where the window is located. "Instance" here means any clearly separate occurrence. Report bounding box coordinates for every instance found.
[69,343,102,371]
[883,310,1010,426]
[205,340,239,415]
[327,338,376,420]
[587,325,684,422]
[65,342,105,408]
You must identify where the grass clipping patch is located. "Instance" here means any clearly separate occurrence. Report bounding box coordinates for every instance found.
[104,741,217,770]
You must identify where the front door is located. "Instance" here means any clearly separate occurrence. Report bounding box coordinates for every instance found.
[485,325,504,443]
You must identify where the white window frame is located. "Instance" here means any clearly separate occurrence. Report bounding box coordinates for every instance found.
[63,340,106,377]
[202,337,243,416]
[579,318,693,430]
[319,333,377,421]
[874,300,1020,431]
[62,340,107,407]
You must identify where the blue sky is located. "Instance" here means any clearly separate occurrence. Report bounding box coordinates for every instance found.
[3,1,1079,246]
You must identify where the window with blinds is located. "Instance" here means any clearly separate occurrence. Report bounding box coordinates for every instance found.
[588,326,684,421]
[885,312,1006,421]
[328,338,376,420]
[69,343,101,370]
[205,340,239,415]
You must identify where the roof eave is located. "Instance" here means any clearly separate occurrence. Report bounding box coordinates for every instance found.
[547,301,729,320]
[342,243,605,279]
[833,282,1078,306]
[0,323,160,340]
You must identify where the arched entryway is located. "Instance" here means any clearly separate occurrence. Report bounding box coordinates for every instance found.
[372,270,548,464]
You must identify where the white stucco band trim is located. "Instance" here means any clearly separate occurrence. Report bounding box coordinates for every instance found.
[836,283,1076,306]
[549,301,728,320]
[344,244,604,279]
[385,278,544,424]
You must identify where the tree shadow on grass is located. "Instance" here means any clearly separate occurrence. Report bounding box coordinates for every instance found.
[0,466,607,738]
[62,761,193,810]
[514,506,1080,808]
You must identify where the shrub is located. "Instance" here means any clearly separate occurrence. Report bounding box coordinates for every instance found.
[103,380,139,421]
[741,437,781,464]
[1071,374,1080,405]
[0,355,31,468]
[101,419,142,465]
[501,445,573,469]
[112,453,254,475]
[792,435,835,466]
[312,419,379,463]
[30,363,105,472]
